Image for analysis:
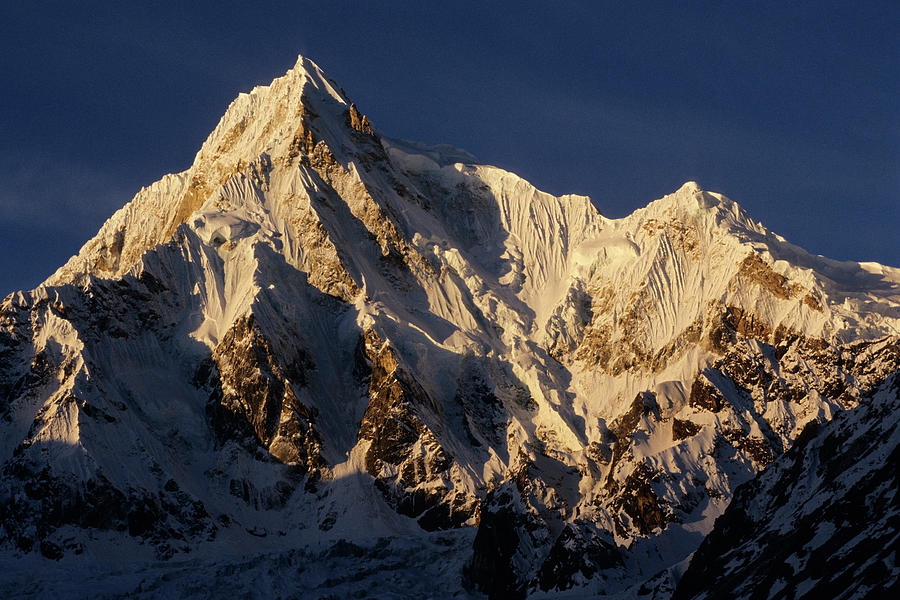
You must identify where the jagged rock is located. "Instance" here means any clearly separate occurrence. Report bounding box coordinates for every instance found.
[465,484,531,600]
[348,103,374,135]
[689,375,727,412]
[735,253,798,300]
[208,315,327,479]
[611,462,671,536]
[672,418,701,441]
[537,522,622,592]
[355,329,475,530]
[466,453,590,598]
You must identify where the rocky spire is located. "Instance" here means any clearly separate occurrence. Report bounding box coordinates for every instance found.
[348,103,374,135]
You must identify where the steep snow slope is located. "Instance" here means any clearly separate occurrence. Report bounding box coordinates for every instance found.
[1,55,898,598]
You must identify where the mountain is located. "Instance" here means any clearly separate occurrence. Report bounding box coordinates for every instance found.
[1,55,898,598]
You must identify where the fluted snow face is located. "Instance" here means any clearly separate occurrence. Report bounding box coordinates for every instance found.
[2,55,899,597]
[44,56,349,288]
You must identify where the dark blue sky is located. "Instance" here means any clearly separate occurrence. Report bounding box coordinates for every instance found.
[2,2,898,296]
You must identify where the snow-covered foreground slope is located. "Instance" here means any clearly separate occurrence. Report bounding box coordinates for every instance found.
[1,56,898,598]
[674,373,900,600]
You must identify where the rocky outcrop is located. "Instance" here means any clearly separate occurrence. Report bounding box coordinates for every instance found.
[204,315,327,479]
[689,375,727,412]
[610,462,672,536]
[466,487,529,600]
[672,418,701,441]
[735,252,798,300]
[537,522,622,592]
[356,329,477,531]
[466,452,602,598]
[348,103,374,135]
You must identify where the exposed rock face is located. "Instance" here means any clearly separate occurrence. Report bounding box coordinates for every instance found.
[467,464,562,599]
[672,418,701,441]
[1,55,899,598]
[205,315,326,476]
[689,375,727,412]
[467,452,622,597]
[612,462,671,536]
[0,462,217,561]
[356,329,477,531]
[348,103,374,135]
[537,522,622,592]
[737,253,798,300]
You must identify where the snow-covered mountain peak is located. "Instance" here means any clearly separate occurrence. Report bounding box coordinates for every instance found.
[190,54,354,170]
[677,180,701,193]
[43,55,375,289]
[629,180,758,232]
